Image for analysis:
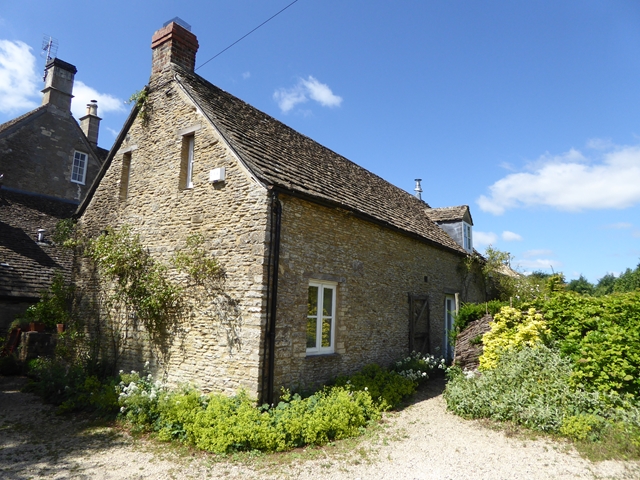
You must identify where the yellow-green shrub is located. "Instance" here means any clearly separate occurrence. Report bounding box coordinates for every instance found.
[480,307,550,370]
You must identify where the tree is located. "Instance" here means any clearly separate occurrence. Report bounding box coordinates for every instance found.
[614,264,640,293]
[595,273,616,296]
[566,275,595,296]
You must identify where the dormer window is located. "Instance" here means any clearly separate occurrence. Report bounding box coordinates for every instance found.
[71,151,88,184]
[463,222,472,252]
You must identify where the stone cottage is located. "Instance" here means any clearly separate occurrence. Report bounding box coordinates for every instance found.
[0,58,107,331]
[76,20,485,402]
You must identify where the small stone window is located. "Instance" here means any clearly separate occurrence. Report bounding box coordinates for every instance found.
[179,134,195,189]
[119,152,132,201]
[71,151,88,184]
[307,280,337,355]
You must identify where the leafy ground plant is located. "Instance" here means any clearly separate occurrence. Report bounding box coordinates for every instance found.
[444,345,640,459]
[117,354,440,454]
[118,369,380,454]
[25,357,119,415]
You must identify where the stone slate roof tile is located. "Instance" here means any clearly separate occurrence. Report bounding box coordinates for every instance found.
[173,67,465,254]
[0,190,74,299]
[0,106,47,137]
[426,205,472,224]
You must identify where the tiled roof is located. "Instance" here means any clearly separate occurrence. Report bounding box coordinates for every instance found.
[0,190,75,299]
[173,67,465,254]
[0,106,47,137]
[426,205,472,224]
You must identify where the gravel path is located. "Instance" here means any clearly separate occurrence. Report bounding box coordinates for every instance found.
[1,375,639,480]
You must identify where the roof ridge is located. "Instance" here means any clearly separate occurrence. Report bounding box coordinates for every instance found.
[167,65,465,254]
[0,105,48,137]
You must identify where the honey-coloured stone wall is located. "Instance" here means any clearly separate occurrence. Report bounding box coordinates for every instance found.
[77,69,271,397]
[273,195,484,392]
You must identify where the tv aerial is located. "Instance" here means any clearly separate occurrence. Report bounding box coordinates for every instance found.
[41,35,58,81]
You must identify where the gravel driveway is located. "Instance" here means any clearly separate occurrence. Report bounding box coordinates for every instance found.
[1,375,639,480]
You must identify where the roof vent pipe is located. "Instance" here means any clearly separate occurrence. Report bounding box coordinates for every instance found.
[37,228,46,243]
[414,178,423,201]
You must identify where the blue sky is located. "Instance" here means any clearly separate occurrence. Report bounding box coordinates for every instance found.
[1,0,639,283]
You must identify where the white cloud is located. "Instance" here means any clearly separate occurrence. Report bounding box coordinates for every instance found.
[70,80,125,119]
[473,231,498,248]
[0,40,39,114]
[603,222,632,229]
[478,146,640,215]
[242,71,251,79]
[502,231,522,241]
[274,75,342,113]
[522,249,553,258]
[273,86,307,113]
[301,76,342,108]
[515,258,562,272]
[587,137,613,150]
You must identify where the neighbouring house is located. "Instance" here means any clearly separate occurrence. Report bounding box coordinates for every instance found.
[76,20,485,402]
[0,58,107,332]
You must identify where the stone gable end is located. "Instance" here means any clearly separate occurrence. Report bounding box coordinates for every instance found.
[77,69,272,396]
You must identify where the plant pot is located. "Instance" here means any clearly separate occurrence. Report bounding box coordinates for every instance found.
[57,323,65,334]
[29,322,45,332]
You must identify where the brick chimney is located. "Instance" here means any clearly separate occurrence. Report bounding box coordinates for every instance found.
[151,19,199,75]
[41,58,77,112]
[79,100,101,148]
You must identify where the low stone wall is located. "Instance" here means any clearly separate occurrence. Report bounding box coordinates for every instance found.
[19,331,57,362]
[453,314,492,371]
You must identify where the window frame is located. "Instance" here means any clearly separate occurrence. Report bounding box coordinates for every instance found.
[179,134,196,190]
[185,134,194,189]
[119,151,132,201]
[463,222,473,252]
[71,150,88,185]
[306,280,337,355]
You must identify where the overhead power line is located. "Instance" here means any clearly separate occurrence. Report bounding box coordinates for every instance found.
[196,0,301,71]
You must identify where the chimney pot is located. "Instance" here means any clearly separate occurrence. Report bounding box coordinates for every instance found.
[80,100,101,148]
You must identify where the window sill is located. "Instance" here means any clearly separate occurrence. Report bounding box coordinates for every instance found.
[305,352,339,359]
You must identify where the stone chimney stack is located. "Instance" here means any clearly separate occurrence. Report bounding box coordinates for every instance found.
[151,19,199,75]
[41,58,77,112]
[79,100,101,148]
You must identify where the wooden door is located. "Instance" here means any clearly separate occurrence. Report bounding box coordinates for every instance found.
[408,294,430,354]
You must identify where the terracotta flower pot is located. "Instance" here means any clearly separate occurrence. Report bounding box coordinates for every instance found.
[29,322,45,332]
[57,323,65,334]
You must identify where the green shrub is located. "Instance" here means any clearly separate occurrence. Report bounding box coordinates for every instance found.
[118,371,381,454]
[561,414,606,441]
[25,357,119,415]
[479,307,550,370]
[445,346,605,433]
[334,363,416,410]
[453,300,506,341]
[17,272,73,329]
[534,291,640,395]
[117,369,164,429]
[116,355,448,454]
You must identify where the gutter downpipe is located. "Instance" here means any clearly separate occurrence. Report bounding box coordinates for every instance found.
[263,190,281,405]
